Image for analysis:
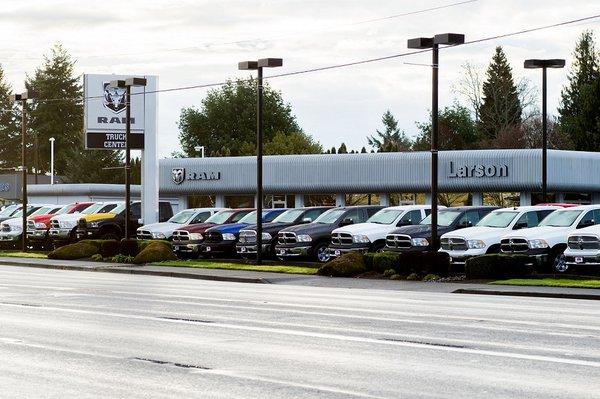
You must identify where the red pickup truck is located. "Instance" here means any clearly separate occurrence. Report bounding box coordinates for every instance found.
[27,202,93,249]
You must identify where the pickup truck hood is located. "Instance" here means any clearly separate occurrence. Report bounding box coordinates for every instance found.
[177,222,216,233]
[569,224,600,237]
[139,222,182,234]
[333,222,397,236]
[80,213,116,223]
[29,214,53,224]
[442,226,504,241]
[503,225,571,241]
[388,224,455,238]
[207,222,250,234]
[51,213,82,223]
[280,222,337,238]
[242,222,297,234]
[3,217,22,228]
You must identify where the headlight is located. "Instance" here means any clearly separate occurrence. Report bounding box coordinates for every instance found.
[188,233,203,240]
[222,233,236,241]
[353,234,370,243]
[89,221,100,228]
[528,239,549,249]
[152,232,166,239]
[261,232,272,240]
[411,237,429,247]
[296,234,312,242]
[467,239,486,249]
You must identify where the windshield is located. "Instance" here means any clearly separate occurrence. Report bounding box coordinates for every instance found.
[367,209,403,224]
[539,210,582,227]
[81,203,104,215]
[168,210,196,224]
[477,211,519,228]
[272,209,304,223]
[314,209,345,224]
[0,205,19,217]
[55,204,75,215]
[239,211,260,224]
[205,210,235,224]
[30,206,56,216]
[420,210,462,227]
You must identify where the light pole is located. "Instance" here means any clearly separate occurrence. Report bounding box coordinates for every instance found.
[49,137,55,185]
[524,59,565,202]
[194,145,205,158]
[109,77,147,240]
[238,58,283,265]
[9,91,31,252]
[408,33,464,251]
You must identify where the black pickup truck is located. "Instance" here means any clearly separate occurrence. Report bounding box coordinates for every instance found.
[275,205,384,262]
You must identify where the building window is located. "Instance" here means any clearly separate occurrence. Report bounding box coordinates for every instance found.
[263,195,294,208]
[304,194,336,206]
[188,195,216,208]
[225,195,255,208]
[389,194,417,206]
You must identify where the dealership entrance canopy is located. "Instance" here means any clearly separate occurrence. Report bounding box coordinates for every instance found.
[29,149,600,208]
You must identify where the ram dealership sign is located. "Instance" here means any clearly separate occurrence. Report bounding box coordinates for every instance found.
[171,168,221,185]
[447,161,508,178]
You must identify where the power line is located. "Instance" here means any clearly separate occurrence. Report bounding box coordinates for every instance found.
[30,12,600,105]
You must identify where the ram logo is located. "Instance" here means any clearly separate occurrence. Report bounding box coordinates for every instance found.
[172,168,186,185]
[103,83,126,113]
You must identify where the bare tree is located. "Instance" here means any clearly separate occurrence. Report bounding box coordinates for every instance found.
[453,62,484,122]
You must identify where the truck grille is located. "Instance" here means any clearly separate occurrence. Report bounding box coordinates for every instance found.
[27,220,36,230]
[500,238,529,253]
[205,231,223,243]
[1,224,10,233]
[239,230,256,244]
[440,237,468,251]
[331,232,353,246]
[278,232,297,244]
[386,234,412,249]
[172,230,189,242]
[567,235,600,250]
[50,220,60,229]
[137,230,153,240]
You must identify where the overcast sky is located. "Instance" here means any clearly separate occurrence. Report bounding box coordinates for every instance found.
[1,0,599,157]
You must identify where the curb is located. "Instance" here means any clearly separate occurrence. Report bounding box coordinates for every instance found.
[453,288,600,301]
[0,260,268,284]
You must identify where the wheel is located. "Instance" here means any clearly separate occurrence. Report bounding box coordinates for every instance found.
[553,252,568,273]
[101,232,120,240]
[313,242,331,263]
[486,244,500,254]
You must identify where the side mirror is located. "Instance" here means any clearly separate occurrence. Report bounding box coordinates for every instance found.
[138,218,144,225]
[513,222,528,230]
[301,217,312,223]
[340,218,354,226]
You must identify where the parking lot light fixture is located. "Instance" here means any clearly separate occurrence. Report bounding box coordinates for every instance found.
[109,77,147,239]
[238,58,283,265]
[524,59,565,203]
[408,33,464,251]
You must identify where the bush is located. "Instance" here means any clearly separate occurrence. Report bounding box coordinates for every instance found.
[406,273,419,281]
[398,252,450,277]
[119,239,139,257]
[48,242,98,260]
[133,241,178,264]
[111,254,135,264]
[317,252,367,277]
[383,269,396,278]
[423,274,441,282]
[100,240,120,258]
[90,254,104,262]
[78,240,105,251]
[363,253,375,271]
[390,274,403,280]
[465,254,533,279]
[372,252,400,273]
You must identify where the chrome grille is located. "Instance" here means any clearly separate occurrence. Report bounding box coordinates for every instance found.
[1,224,10,233]
[386,234,412,249]
[239,230,256,244]
[331,232,353,246]
[567,235,600,250]
[278,232,297,244]
[137,230,153,240]
[27,220,36,230]
[500,238,529,253]
[50,220,60,229]
[440,237,467,251]
[205,231,223,243]
[172,230,190,242]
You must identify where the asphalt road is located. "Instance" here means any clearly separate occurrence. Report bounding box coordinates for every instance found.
[0,266,599,398]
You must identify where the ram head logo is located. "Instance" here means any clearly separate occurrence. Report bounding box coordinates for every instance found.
[172,168,186,185]
[103,82,126,113]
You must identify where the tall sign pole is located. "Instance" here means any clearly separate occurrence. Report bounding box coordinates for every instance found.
[20,97,28,252]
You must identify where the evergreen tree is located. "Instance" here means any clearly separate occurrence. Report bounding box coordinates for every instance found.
[0,65,19,170]
[337,143,348,154]
[479,47,522,140]
[413,103,479,150]
[330,146,336,154]
[360,146,367,153]
[26,44,122,182]
[368,110,411,152]
[558,30,600,151]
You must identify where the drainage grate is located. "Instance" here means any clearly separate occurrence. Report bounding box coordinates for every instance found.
[159,316,214,324]
[131,357,210,370]
[379,338,466,349]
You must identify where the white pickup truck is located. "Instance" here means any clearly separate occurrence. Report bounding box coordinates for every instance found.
[327,205,431,257]
[136,207,228,240]
[440,205,560,266]
[500,205,600,272]
[562,214,600,272]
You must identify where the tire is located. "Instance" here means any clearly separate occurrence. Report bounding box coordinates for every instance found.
[101,231,120,240]
[553,251,568,273]
[313,242,331,263]
[486,244,500,254]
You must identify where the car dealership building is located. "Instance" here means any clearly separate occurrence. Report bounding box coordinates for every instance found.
[27,149,600,211]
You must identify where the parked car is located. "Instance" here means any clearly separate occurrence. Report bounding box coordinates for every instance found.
[172,208,254,258]
[200,209,287,257]
[27,202,93,249]
[236,207,332,258]
[501,205,600,272]
[439,205,560,266]
[563,223,600,272]
[0,204,61,248]
[385,206,498,253]
[327,205,433,258]
[49,202,122,247]
[137,207,228,241]
[76,201,174,240]
[275,205,384,263]
[0,204,21,223]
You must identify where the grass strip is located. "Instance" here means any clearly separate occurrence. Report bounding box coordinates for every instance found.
[0,251,48,259]
[154,260,318,275]
[491,278,600,289]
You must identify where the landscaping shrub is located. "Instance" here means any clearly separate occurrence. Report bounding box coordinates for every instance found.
[100,240,119,258]
[465,254,533,279]
[372,252,400,273]
[111,254,135,264]
[398,252,450,277]
[317,252,366,277]
[90,254,104,262]
[383,269,396,278]
[48,242,98,260]
[422,274,441,282]
[406,273,419,281]
[363,252,375,271]
[78,240,105,251]
[119,239,139,257]
[133,241,177,264]
[390,274,403,280]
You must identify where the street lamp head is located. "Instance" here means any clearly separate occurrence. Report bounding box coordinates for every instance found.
[9,91,30,101]
[524,59,566,69]
[238,61,259,70]
[109,80,127,88]
[49,137,55,142]
[433,33,465,46]
[125,77,147,87]
[407,37,434,49]
[257,58,283,68]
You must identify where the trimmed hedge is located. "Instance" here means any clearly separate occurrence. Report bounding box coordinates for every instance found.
[369,251,450,277]
[100,240,120,257]
[48,242,98,260]
[465,254,533,279]
[119,239,139,257]
[317,252,367,277]
[363,252,375,271]
[133,241,177,264]
[372,252,400,273]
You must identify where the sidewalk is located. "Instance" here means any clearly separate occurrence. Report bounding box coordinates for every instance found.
[1,256,599,299]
